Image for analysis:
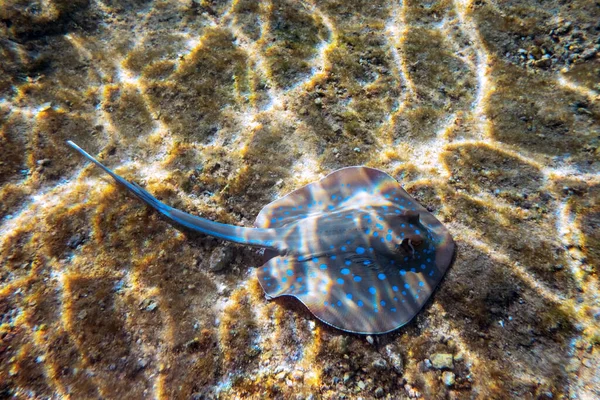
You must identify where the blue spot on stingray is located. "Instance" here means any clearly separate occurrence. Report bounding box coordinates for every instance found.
[378,273,386,280]
[324,301,329,306]
[297,277,303,282]
[320,264,328,270]
[331,255,337,260]
[415,229,420,234]
[267,283,271,286]
[365,228,370,234]
[284,211,290,215]
[386,234,392,241]
[341,268,350,275]
[356,247,365,254]
[336,278,344,285]
[364,260,371,266]
[373,232,379,237]
[376,223,384,230]
[346,293,353,300]
[401,224,405,228]
[312,257,318,263]
[328,205,334,210]
[345,260,351,266]
[337,300,342,306]
[400,270,406,276]
[395,209,401,214]
[402,291,407,296]
[354,276,362,282]
[385,194,390,198]
[284,259,289,264]
[357,300,364,307]
[419,281,424,287]
[286,270,293,276]
[341,246,347,251]
[331,195,336,200]
[421,264,426,270]
[391,308,397,312]
[271,218,277,223]
[281,277,287,283]
[392,285,399,292]
[380,300,386,306]
[369,287,376,295]
[404,283,410,289]
[411,268,416,273]
[374,307,379,313]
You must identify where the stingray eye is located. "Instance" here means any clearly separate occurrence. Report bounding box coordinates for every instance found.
[398,234,424,257]
[409,234,423,247]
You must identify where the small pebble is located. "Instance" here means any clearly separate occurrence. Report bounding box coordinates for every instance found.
[138,358,148,369]
[371,357,388,371]
[442,371,455,386]
[430,353,454,370]
[343,371,353,384]
[383,343,404,374]
[565,358,580,373]
[209,245,234,272]
[146,300,158,312]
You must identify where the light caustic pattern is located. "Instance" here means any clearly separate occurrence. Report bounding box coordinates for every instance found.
[0,0,599,398]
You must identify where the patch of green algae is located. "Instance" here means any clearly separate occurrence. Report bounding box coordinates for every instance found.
[1,0,600,398]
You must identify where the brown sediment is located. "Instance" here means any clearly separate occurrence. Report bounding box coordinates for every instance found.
[1,0,599,398]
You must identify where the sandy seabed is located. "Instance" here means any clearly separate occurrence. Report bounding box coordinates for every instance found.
[1,0,599,398]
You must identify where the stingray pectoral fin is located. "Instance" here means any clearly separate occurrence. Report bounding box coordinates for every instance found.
[66,141,278,248]
[257,254,423,334]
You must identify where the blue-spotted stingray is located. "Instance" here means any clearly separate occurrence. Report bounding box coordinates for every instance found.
[67,141,455,334]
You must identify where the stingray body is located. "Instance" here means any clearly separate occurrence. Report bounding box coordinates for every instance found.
[67,141,454,334]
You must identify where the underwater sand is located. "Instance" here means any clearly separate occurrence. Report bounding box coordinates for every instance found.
[1,0,599,398]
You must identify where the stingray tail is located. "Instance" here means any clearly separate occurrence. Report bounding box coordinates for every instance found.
[66,141,169,212]
[66,140,278,249]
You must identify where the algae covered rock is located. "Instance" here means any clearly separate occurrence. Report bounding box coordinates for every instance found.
[430,353,454,370]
